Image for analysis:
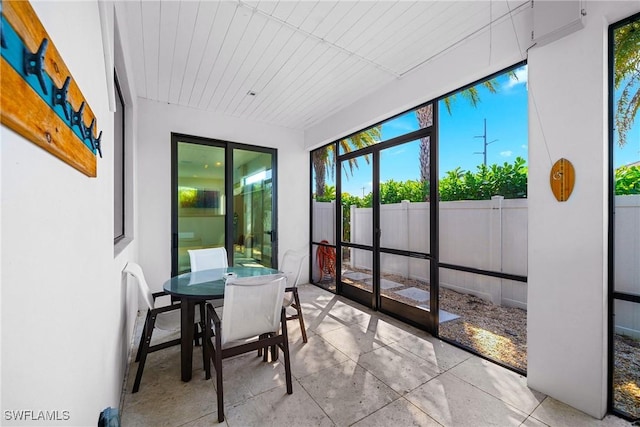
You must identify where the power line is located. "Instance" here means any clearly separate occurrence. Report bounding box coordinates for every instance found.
[473,118,498,166]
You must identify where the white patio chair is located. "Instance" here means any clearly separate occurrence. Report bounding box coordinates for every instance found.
[188,247,228,313]
[187,246,229,271]
[123,262,202,393]
[280,249,309,343]
[203,274,292,422]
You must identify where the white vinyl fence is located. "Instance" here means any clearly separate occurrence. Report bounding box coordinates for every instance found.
[313,196,640,338]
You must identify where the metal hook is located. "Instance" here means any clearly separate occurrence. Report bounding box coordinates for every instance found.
[93,130,102,158]
[0,3,7,49]
[23,38,49,95]
[52,76,71,120]
[70,101,86,138]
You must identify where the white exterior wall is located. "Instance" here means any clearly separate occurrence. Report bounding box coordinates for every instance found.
[1,2,139,425]
[305,1,640,419]
[135,99,308,293]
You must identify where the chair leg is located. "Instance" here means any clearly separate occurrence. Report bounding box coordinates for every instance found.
[215,325,224,422]
[132,312,156,393]
[135,311,151,362]
[280,308,293,394]
[292,288,308,343]
[203,309,211,380]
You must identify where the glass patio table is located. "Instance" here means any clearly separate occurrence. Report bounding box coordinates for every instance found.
[163,266,280,381]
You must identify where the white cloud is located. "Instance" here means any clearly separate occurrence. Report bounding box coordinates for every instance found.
[505,67,528,90]
[521,145,527,149]
[500,150,513,157]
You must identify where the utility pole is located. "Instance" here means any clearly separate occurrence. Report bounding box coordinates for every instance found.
[474,118,498,166]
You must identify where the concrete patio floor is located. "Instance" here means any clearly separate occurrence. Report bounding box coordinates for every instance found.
[121,284,633,426]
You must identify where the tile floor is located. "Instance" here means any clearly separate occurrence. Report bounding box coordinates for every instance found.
[121,284,633,427]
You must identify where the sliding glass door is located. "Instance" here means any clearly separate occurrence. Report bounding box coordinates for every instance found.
[172,134,276,275]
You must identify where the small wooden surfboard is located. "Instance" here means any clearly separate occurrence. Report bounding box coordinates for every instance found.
[550,158,575,202]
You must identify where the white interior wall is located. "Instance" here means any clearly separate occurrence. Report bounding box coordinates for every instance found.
[135,99,308,294]
[304,0,640,419]
[1,1,137,425]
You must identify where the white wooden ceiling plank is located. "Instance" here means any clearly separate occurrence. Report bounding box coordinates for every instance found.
[375,2,489,73]
[351,1,428,57]
[156,1,181,103]
[175,1,223,105]
[284,1,320,29]
[359,2,450,60]
[140,1,161,100]
[298,1,339,34]
[235,30,309,116]
[197,6,256,109]
[335,1,398,52]
[272,55,366,125]
[185,2,238,107]
[207,13,270,111]
[299,68,392,129]
[321,1,378,46]
[269,1,298,22]
[124,1,147,98]
[366,1,457,59]
[252,41,336,120]
[167,2,200,104]
[226,24,298,116]
[254,0,278,16]
[311,2,359,40]
[239,33,316,118]
[218,20,285,114]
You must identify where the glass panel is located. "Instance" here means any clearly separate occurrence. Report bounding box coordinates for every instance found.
[614,196,640,297]
[341,153,372,245]
[312,144,336,245]
[177,142,226,273]
[611,16,640,418]
[341,247,373,295]
[438,267,527,371]
[312,144,336,203]
[312,243,336,292]
[380,253,430,310]
[338,103,433,155]
[437,65,528,275]
[379,139,429,253]
[613,299,640,419]
[233,149,274,268]
[438,65,528,201]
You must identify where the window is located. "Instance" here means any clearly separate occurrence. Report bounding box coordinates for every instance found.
[114,72,125,243]
[309,63,528,373]
[609,12,640,421]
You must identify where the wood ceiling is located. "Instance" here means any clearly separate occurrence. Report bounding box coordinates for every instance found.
[123,1,528,131]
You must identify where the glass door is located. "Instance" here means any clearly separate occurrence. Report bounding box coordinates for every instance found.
[378,139,433,328]
[174,141,226,274]
[232,148,275,268]
[172,135,277,274]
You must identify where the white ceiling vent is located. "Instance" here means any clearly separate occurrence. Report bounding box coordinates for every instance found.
[531,0,585,48]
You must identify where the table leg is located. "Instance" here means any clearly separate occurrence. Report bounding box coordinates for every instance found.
[181,299,195,382]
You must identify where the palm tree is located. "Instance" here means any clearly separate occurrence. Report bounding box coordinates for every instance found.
[614,18,640,147]
[312,127,381,198]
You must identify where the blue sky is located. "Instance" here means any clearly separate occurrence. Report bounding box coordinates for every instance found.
[330,64,639,197]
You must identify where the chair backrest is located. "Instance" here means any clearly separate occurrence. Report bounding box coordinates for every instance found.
[280,249,307,288]
[188,247,228,271]
[123,262,155,310]
[221,274,287,346]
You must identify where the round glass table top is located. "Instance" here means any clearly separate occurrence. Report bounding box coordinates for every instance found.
[163,266,281,299]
